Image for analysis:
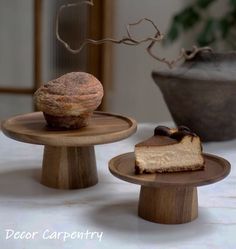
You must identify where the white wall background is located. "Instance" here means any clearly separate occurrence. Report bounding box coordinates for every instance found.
[106,0,187,123]
[0,0,34,119]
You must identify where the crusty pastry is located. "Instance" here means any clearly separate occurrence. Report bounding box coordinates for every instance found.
[34,72,104,129]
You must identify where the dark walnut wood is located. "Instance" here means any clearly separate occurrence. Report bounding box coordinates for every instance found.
[109,152,230,224]
[1,111,136,146]
[109,152,230,187]
[41,145,97,189]
[1,111,137,190]
[138,186,198,224]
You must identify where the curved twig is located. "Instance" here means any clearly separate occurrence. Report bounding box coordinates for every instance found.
[56,1,213,69]
[147,44,212,68]
[56,4,164,53]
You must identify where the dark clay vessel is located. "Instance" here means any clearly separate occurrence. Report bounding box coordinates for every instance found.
[152,51,236,141]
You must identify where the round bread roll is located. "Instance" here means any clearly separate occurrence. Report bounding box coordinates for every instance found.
[34,72,104,129]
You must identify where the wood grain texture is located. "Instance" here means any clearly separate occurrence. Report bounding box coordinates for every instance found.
[87,0,114,111]
[1,111,137,190]
[41,145,97,189]
[34,0,42,90]
[1,111,137,146]
[109,152,230,224]
[109,152,231,187]
[88,0,103,80]
[0,87,35,95]
[100,0,114,111]
[138,186,198,224]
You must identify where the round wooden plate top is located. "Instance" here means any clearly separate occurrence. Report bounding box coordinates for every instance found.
[109,152,231,187]
[1,112,137,146]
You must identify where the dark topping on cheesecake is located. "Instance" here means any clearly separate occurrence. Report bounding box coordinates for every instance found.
[154,125,196,142]
[170,130,194,141]
[178,125,191,132]
[136,135,178,147]
[154,126,171,136]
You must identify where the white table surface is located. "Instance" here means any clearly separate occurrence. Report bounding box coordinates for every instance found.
[0,123,235,249]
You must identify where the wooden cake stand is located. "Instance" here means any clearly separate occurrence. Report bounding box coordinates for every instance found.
[1,112,137,190]
[109,152,230,224]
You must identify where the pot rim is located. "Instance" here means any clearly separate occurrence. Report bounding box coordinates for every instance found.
[152,50,236,82]
[152,71,236,83]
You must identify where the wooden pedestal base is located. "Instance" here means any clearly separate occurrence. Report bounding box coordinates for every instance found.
[138,186,198,224]
[41,145,98,189]
[109,152,230,225]
[2,112,137,190]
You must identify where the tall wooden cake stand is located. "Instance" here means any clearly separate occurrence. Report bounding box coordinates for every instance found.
[2,112,137,190]
[109,152,230,224]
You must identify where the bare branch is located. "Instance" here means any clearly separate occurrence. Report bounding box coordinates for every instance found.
[147,44,212,68]
[56,1,213,69]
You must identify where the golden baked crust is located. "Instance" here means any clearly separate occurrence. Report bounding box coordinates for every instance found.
[34,72,104,117]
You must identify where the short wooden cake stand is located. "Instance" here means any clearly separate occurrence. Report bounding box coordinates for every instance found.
[1,112,137,190]
[109,152,230,224]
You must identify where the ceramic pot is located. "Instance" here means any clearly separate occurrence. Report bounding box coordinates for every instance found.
[152,51,236,141]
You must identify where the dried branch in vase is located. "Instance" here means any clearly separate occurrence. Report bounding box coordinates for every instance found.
[56,0,212,69]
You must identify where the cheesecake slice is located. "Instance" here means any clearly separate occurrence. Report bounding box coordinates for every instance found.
[135,126,204,174]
